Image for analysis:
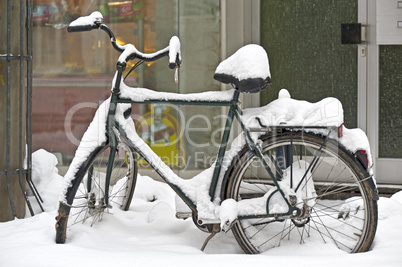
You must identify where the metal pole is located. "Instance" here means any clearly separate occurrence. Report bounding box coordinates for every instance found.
[25,0,43,206]
[5,0,17,219]
[0,0,43,220]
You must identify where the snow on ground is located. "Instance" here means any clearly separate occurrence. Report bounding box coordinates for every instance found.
[1,150,401,267]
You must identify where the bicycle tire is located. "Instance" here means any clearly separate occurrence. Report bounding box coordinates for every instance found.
[224,131,377,254]
[56,139,138,243]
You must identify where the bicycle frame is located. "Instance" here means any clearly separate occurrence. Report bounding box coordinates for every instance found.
[56,13,378,253]
[67,17,334,222]
[102,69,298,219]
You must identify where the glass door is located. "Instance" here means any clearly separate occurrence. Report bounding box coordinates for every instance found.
[260,0,359,128]
[260,1,402,184]
[366,1,402,184]
[31,0,222,175]
[373,45,402,184]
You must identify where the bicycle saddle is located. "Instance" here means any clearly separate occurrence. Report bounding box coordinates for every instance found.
[214,44,271,93]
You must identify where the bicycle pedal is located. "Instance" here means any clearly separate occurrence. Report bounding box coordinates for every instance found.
[221,219,236,233]
[175,212,192,220]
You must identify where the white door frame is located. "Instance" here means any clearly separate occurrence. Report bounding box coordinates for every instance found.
[224,0,400,184]
[362,0,401,184]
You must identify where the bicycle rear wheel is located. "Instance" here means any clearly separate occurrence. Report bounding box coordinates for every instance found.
[56,140,137,243]
[225,131,377,254]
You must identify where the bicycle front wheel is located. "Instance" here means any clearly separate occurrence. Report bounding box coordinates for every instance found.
[54,140,138,245]
[67,141,137,227]
[225,131,377,254]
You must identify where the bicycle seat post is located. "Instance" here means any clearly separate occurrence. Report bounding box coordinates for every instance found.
[232,90,240,102]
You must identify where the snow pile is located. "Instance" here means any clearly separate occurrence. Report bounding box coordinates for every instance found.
[242,89,373,168]
[391,190,402,203]
[242,89,343,128]
[29,149,62,212]
[31,149,58,189]
[0,156,401,266]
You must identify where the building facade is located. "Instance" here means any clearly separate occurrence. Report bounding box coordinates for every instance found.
[32,0,401,184]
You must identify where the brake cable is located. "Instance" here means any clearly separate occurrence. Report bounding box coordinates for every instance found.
[124,59,145,81]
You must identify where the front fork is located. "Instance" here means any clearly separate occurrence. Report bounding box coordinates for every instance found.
[102,94,120,208]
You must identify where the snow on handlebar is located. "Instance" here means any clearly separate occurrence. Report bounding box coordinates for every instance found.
[67,11,103,32]
[67,11,181,71]
[114,36,181,70]
[168,36,181,69]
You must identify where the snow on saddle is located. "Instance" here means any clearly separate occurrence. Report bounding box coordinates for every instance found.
[214,44,271,93]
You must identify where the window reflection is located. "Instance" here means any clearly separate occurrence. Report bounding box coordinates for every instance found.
[32,0,221,171]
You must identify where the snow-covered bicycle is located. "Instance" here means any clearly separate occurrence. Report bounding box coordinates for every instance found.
[55,12,378,254]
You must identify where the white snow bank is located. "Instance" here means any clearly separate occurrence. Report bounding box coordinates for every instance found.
[30,149,62,212]
[391,190,402,203]
[377,197,402,220]
[31,149,58,188]
[2,156,400,266]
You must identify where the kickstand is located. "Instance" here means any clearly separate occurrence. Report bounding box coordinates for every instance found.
[200,224,220,251]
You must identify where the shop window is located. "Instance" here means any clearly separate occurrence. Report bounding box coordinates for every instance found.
[32,0,221,172]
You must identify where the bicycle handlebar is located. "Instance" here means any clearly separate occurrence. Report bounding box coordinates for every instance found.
[67,11,103,32]
[67,11,182,69]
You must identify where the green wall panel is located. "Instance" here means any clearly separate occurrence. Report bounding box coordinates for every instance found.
[379,45,402,158]
[261,0,358,128]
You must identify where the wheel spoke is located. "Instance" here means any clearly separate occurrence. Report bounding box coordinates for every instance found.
[308,217,355,251]
[67,142,137,230]
[311,207,364,232]
[227,132,376,254]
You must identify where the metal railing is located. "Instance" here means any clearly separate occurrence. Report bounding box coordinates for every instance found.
[0,0,43,218]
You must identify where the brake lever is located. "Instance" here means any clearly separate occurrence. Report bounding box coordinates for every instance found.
[174,64,179,84]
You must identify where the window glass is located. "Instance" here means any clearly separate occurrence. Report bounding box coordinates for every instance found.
[32,0,221,171]
[177,0,221,170]
[379,45,402,158]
